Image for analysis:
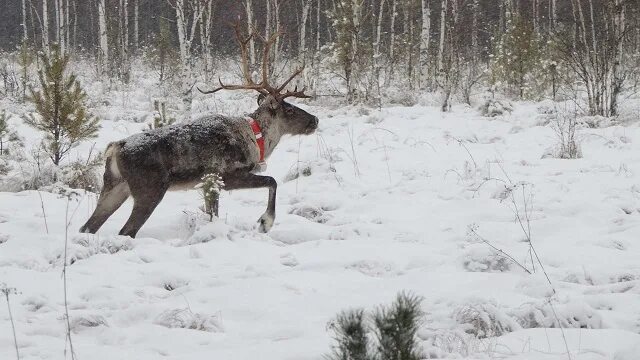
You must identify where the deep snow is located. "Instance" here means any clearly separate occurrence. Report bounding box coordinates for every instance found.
[1,95,640,359]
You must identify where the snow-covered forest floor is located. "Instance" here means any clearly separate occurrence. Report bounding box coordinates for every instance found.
[1,66,640,359]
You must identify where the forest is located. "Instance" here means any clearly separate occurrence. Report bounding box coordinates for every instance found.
[0,0,637,113]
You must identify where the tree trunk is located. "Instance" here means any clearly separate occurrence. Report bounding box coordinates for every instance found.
[202,0,214,81]
[133,0,139,51]
[54,0,65,52]
[42,0,49,49]
[174,0,206,118]
[98,0,108,75]
[22,0,28,41]
[385,0,398,85]
[175,0,192,116]
[299,0,311,64]
[437,0,447,71]
[72,0,77,49]
[299,0,311,87]
[65,0,70,49]
[273,0,281,73]
[245,0,255,67]
[121,0,129,78]
[419,0,431,88]
[550,0,556,29]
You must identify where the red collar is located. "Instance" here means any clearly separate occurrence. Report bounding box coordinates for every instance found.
[247,117,265,162]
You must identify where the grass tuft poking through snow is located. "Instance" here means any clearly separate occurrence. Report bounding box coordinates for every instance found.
[154,309,223,333]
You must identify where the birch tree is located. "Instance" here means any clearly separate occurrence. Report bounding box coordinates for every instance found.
[97,0,109,75]
[22,0,28,41]
[382,0,399,86]
[42,0,50,49]
[436,0,447,71]
[245,0,256,66]
[133,0,139,51]
[419,0,431,88]
[299,0,312,87]
[560,0,628,116]
[172,0,208,117]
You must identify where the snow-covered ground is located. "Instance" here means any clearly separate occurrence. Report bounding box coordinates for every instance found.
[1,94,640,359]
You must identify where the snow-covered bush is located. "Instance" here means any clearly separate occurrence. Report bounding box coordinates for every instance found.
[454,299,519,338]
[422,329,483,358]
[60,153,104,192]
[0,111,25,180]
[288,203,331,224]
[70,314,108,332]
[197,173,224,221]
[546,110,582,159]
[462,245,512,273]
[154,308,223,332]
[478,98,513,117]
[50,234,134,266]
[385,87,418,107]
[0,110,8,156]
[510,300,604,330]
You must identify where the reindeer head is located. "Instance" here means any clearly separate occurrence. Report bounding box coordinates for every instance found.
[200,24,318,136]
[255,94,318,135]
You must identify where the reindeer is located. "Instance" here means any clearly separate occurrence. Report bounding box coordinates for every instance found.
[80,26,318,238]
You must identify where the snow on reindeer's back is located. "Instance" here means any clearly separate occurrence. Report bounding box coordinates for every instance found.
[120,115,240,155]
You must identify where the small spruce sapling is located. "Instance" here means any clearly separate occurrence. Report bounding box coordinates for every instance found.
[325,292,425,360]
[18,40,34,101]
[327,309,370,360]
[24,46,100,166]
[199,173,224,221]
[373,292,424,360]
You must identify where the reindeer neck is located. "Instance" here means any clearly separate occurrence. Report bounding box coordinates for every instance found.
[248,110,284,159]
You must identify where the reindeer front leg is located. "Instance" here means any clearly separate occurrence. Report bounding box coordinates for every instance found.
[223,170,277,233]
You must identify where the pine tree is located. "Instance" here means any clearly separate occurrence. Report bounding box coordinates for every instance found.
[373,292,424,360]
[327,309,370,360]
[490,16,546,99]
[200,173,224,221]
[18,40,34,101]
[24,46,100,166]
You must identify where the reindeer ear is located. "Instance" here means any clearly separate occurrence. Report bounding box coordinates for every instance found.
[257,93,266,106]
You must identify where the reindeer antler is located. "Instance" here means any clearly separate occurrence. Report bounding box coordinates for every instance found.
[199,22,310,101]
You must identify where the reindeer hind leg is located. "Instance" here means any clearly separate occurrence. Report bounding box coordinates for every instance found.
[118,186,167,238]
[80,181,130,234]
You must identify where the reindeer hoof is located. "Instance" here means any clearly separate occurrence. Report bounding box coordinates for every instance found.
[258,213,274,233]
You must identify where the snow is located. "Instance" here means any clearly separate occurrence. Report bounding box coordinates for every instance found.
[1,96,640,359]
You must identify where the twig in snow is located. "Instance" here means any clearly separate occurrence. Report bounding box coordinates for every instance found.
[447,135,478,170]
[487,163,570,359]
[347,123,360,177]
[62,198,77,360]
[1,284,20,360]
[467,225,531,274]
[37,190,49,234]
